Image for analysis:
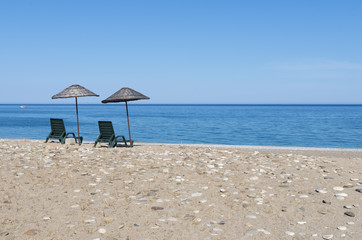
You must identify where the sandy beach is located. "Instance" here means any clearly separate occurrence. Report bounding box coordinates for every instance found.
[0,139,361,239]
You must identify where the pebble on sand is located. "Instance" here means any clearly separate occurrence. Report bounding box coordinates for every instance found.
[333,186,344,191]
[24,229,39,236]
[191,192,202,197]
[322,234,333,239]
[103,217,115,224]
[316,188,328,194]
[151,206,164,210]
[344,212,355,217]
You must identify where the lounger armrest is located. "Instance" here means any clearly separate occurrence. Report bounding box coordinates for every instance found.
[115,136,134,147]
[115,135,128,146]
[65,132,82,144]
[66,132,76,138]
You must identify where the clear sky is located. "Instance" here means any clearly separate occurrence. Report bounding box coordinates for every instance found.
[0,0,361,104]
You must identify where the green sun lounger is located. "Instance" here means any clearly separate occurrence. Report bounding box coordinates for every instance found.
[45,118,81,144]
[94,121,133,148]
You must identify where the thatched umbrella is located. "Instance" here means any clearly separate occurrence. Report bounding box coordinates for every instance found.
[52,84,99,144]
[102,87,150,145]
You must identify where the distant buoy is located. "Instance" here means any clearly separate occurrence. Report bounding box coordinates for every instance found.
[20,106,26,109]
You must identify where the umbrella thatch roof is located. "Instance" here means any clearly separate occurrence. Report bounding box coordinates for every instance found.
[102,87,150,103]
[52,84,99,99]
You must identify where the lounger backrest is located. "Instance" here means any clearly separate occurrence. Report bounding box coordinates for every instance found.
[98,121,115,139]
[50,118,66,136]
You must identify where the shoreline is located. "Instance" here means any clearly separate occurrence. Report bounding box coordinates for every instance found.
[2,138,362,158]
[136,142,362,159]
[2,138,362,151]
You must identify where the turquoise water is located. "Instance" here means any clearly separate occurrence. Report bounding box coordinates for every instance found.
[0,104,361,148]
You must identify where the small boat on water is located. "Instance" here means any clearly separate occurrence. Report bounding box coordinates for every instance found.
[20,106,27,109]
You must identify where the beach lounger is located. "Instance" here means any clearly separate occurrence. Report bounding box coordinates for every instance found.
[94,121,133,148]
[45,118,82,144]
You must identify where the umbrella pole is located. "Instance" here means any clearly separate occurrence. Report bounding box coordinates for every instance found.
[75,97,81,145]
[125,101,132,144]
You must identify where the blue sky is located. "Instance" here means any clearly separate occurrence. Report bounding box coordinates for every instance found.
[0,0,361,104]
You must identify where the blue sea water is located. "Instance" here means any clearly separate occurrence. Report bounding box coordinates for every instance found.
[0,104,361,148]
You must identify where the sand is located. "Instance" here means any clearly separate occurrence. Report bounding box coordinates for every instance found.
[0,139,361,239]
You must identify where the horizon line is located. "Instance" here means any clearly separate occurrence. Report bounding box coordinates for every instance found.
[1,103,361,105]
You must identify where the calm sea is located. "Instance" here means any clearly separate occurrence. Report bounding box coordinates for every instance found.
[0,104,361,148]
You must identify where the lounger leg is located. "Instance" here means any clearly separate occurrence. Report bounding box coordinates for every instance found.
[73,134,78,144]
[94,136,100,147]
